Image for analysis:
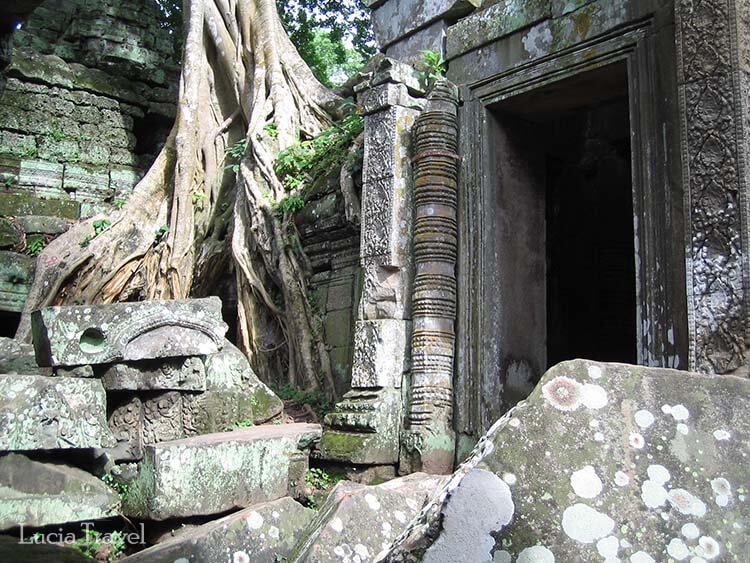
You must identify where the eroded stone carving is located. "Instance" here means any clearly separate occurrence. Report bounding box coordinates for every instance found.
[99,356,206,391]
[31,297,228,367]
[401,79,460,474]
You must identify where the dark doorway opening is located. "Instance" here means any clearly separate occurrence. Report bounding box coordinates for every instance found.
[490,61,637,394]
[0,310,21,338]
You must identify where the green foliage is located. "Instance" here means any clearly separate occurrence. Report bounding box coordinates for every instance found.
[273,195,306,218]
[73,529,126,562]
[45,119,65,141]
[263,123,278,139]
[277,0,374,86]
[80,218,112,248]
[25,235,45,257]
[234,418,255,428]
[417,50,447,87]
[155,224,170,243]
[113,197,127,209]
[20,146,38,159]
[100,473,129,500]
[274,384,333,418]
[274,111,363,198]
[305,467,341,490]
[225,137,250,173]
[1,173,17,188]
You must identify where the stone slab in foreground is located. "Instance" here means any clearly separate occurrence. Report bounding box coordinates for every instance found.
[31,297,228,367]
[124,423,321,520]
[384,360,750,562]
[0,453,120,531]
[289,473,446,562]
[0,375,114,450]
[121,497,315,563]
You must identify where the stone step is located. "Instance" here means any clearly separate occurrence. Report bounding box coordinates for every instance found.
[121,497,314,563]
[123,423,322,521]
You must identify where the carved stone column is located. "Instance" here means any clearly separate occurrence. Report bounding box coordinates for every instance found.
[319,60,425,465]
[676,0,749,374]
[400,79,460,474]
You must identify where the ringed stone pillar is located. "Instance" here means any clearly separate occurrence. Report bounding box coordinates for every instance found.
[319,59,424,465]
[400,80,460,474]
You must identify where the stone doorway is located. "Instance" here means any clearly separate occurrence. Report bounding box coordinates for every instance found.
[491,62,637,370]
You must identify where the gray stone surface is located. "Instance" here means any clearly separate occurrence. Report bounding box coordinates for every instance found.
[0,251,34,313]
[121,497,315,563]
[124,423,322,520]
[0,535,94,562]
[99,356,206,391]
[31,297,228,367]
[0,453,120,530]
[0,374,114,450]
[350,320,409,388]
[289,473,446,562]
[0,336,43,375]
[16,215,70,235]
[372,0,480,48]
[385,360,750,562]
[385,20,449,68]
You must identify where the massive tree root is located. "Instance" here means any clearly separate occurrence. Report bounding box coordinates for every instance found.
[18,0,344,397]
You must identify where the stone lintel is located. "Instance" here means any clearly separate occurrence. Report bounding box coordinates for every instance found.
[99,356,206,391]
[31,297,228,367]
[357,82,425,116]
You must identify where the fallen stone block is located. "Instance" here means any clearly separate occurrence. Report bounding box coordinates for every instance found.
[0,535,94,562]
[0,337,44,375]
[383,360,750,562]
[124,423,322,520]
[289,473,446,562]
[0,453,120,530]
[121,497,315,563]
[31,297,228,367]
[98,356,206,391]
[0,375,114,450]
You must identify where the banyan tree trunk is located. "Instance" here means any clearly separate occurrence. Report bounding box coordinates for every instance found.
[17,0,341,397]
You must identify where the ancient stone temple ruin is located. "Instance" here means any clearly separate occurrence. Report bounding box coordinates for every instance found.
[0,0,749,561]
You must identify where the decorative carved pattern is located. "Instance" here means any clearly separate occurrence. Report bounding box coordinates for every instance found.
[142,391,184,444]
[404,79,460,473]
[676,0,748,373]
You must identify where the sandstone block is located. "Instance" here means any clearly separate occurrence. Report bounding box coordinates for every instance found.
[31,297,228,367]
[0,375,114,450]
[99,356,206,391]
[351,320,409,388]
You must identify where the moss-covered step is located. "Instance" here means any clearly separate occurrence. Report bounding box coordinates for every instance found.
[0,453,120,531]
[0,374,114,450]
[288,473,447,562]
[120,497,314,563]
[123,423,322,520]
[384,360,750,562]
[0,192,79,220]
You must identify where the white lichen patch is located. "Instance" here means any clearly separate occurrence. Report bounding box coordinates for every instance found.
[509,418,521,428]
[677,423,689,435]
[246,511,263,530]
[587,365,603,379]
[581,384,608,409]
[634,410,655,429]
[233,551,250,563]
[330,517,344,533]
[596,536,620,559]
[542,376,582,411]
[268,526,279,540]
[667,537,690,560]
[628,433,645,449]
[629,551,655,563]
[696,536,720,559]
[710,477,731,506]
[570,466,603,499]
[493,550,512,563]
[667,489,707,517]
[365,493,381,511]
[641,479,668,509]
[517,545,555,562]
[670,405,689,421]
[681,522,700,539]
[354,544,370,559]
[646,464,670,485]
[713,429,730,441]
[394,510,407,523]
[615,471,630,487]
[561,503,614,543]
[503,473,517,486]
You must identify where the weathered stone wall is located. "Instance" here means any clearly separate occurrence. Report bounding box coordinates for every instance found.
[0,0,178,316]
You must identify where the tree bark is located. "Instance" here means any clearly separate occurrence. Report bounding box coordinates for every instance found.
[18,0,342,398]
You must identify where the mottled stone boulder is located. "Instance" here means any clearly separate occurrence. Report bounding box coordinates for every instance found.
[0,535,94,563]
[31,297,228,367]
[384,361,750,562]
[0,453,120,530]
[289,473,446,562]
[121,497,315,563]
[0,375,114,450]
[202,340,283,423]
[0,337,43,375]
[124,423,321,520]
[99,356,206,391]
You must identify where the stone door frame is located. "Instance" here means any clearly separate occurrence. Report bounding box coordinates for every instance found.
[454,17,690,437]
